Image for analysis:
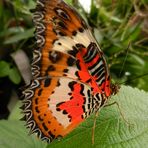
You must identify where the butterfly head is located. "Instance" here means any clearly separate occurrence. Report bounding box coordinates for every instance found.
[110,83,120,96]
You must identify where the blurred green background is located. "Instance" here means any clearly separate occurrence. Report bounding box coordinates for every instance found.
[0,0,148,119]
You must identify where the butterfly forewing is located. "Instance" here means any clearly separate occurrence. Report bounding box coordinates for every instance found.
[22,0,112,143]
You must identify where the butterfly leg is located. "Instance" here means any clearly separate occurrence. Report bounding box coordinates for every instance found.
[92,111,99,145]
[104,101,131,126]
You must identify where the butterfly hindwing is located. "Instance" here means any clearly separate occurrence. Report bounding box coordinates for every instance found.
[23,76,102,142]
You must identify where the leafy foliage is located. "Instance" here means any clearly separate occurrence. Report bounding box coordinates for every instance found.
[0,0,35,84]
[1,86,148,147]
[0,61,21,84]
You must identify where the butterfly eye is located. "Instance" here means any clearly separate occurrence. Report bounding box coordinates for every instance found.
[54,8,70,20]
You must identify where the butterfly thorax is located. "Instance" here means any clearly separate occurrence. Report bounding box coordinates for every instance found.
[110,83,120,96]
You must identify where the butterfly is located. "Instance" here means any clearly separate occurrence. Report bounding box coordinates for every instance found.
[21,0,118,143]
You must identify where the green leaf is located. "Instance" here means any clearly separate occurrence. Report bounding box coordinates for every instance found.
[65,0,73,5]
[90,0,99,24]
[8,66,21,84]
[0,27,24,37]
[12,0,36,15]
[129,54,145,65]
[121,23,141,42]
[4,28,34,44]
[0,61,10,77]
[0,86,148,148]
[0,120,47,148]
[8,101,22,120]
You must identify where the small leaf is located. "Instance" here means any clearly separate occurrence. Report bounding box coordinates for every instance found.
[8,101,22,120]
[0,61,10,77]
[0,27,24,37]
[128,53,145,66]
[65,0,73,5]
[8,67,21,84]
[94,28,103,43]
[0,120,47,148]
[4,28,34,44]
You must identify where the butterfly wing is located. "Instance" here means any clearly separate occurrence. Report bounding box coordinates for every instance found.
[23,48,103,142]
[22,0,112,143]
[23,76,101,142]
[33,0,111,96]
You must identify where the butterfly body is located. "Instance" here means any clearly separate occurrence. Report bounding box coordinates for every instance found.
[22,0,114,143]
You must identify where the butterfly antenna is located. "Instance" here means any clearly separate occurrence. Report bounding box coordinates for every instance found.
[118,42,131,79]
